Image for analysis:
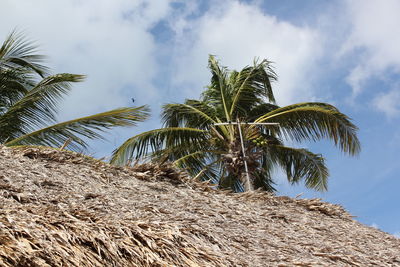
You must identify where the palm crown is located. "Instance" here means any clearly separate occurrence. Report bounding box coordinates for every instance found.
[0,31,149,151]
[111,55,360,192]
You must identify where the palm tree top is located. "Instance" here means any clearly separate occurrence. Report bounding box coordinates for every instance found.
[112,55,360,193]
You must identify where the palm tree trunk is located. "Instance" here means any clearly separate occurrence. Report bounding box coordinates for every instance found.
[241,172,253,191]
[224,139,254,192]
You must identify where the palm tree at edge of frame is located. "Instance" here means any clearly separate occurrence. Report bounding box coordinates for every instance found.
[0,30,150,151]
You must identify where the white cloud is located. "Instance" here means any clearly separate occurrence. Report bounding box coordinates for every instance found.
[345,65,369,97]
[372,88,400,118]
[370,223,379,229]
[343,0,400,97]
[0,0,172,119]
[394,232,400,238]
[170,1,322,105]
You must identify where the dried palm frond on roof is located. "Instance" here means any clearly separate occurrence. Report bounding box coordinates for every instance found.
[0,145,399,266]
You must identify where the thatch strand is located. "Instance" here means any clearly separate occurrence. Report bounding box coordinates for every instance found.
[0,145,399,266]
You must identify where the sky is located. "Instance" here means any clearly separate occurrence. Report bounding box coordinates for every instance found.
[1,0,399,237]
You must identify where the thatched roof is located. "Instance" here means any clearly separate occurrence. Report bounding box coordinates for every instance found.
[0,145,399,266]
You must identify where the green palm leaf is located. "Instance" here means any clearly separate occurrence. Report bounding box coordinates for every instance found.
[173,150,224,182]
[255,103,361,155]
[247,103,280,120]
[267,145,329,191]
[111,127,208,165]
[0,30,48,77]
[162,100,217,128]
[229,58,277,117]
[205,55,231,121]
[0,73,85,141]
[5,106,150,151]
[0,69,31,112]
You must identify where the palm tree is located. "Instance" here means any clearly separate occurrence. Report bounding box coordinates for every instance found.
[111,55,360,192]
[1,30,149,151]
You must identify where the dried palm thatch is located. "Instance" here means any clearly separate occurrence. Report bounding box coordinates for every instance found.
[0,145,399,266]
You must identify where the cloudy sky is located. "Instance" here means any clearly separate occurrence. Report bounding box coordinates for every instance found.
[1,0,399,237]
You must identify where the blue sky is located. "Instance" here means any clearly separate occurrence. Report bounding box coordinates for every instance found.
[1,0,399,237]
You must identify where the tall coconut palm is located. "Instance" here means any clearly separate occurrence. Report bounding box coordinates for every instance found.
[111,55,360,192]
[0,31,149,151]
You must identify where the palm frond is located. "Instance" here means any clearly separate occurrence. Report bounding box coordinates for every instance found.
[252,170,276,192]
[162,100,217,128]
[172,150,224,183]
[5,106,150,151]
[0,69,33,112]
[195,160,225,184]
[255,103,361,155]
[173,150,223,167]
[0,73,85,141]
[229,58,277,117]
[267,145,329,191]
[110,127,208,165]
[204,55,231,121]
[247,103,280,120]
[0,30,48,77]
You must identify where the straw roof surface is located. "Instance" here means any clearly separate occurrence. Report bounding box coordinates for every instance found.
[0,145,399,267]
